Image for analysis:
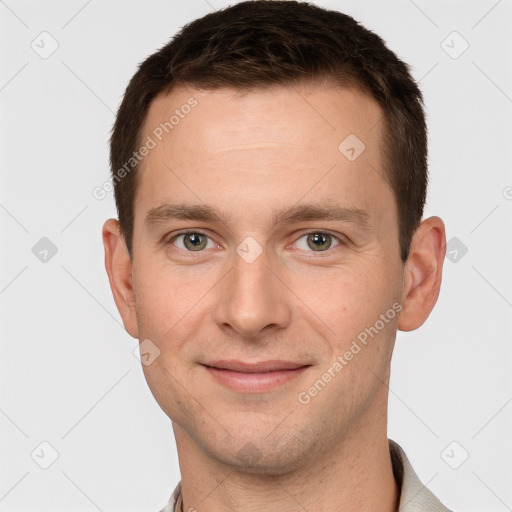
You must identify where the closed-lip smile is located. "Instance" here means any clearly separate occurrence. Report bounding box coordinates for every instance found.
[202,360,311,392]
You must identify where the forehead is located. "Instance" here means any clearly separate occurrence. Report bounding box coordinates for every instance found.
[142,82,382,155]
[135,83,391,227]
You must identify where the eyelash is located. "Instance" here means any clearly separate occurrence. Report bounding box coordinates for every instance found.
[167,230,345,254]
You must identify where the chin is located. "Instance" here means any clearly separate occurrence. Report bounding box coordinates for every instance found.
[204,429,322,477]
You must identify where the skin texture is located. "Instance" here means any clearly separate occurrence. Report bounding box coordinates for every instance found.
[103,83,446,512]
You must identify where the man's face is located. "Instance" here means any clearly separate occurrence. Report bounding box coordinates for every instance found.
[129,84,406,472]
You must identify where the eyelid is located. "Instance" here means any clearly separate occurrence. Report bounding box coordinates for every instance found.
[167,229,220,251]
[165,229,347,252]
[291,230,346,252]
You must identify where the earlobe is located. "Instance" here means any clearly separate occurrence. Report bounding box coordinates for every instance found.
[397,216,446,332]
[102,219,139,338]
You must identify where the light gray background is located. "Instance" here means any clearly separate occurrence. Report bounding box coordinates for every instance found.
[1,0,511,510]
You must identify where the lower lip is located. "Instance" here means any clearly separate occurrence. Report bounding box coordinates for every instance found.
[204,366,310,393]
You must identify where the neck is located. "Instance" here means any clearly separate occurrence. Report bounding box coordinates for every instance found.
[173,413,398,512]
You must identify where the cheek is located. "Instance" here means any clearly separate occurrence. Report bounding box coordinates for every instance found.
[298,259,398,336]
[134,257,208,327]
[132,255,231,384]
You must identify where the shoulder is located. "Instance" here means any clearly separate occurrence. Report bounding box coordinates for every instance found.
[158,481,182,512]
[390,439,453,512]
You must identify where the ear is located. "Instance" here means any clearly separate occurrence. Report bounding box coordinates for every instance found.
[397,216,446,332]
[102,218,139,338]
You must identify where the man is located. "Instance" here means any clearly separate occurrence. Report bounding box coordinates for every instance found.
[102,1,449,510]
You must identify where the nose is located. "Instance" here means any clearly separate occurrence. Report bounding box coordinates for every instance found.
[212,246,292,340]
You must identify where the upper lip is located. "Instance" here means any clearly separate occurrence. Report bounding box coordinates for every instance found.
[204,360,309,373]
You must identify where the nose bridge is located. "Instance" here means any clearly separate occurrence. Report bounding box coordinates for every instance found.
[213,246,291,338]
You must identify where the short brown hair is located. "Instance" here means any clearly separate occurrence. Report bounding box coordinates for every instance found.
[110,0,427,262]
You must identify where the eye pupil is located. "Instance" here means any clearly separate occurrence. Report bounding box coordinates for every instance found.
[307,233,331,251]
[177,233,336,252]
[184,233,207,251]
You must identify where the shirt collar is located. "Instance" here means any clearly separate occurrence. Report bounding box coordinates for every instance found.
[389,440,452,511]
[161,440,451,512]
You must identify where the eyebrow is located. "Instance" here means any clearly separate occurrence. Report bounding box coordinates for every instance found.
[144,203,370,229]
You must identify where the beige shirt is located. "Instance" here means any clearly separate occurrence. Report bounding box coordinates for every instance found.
[159,440,452,512]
